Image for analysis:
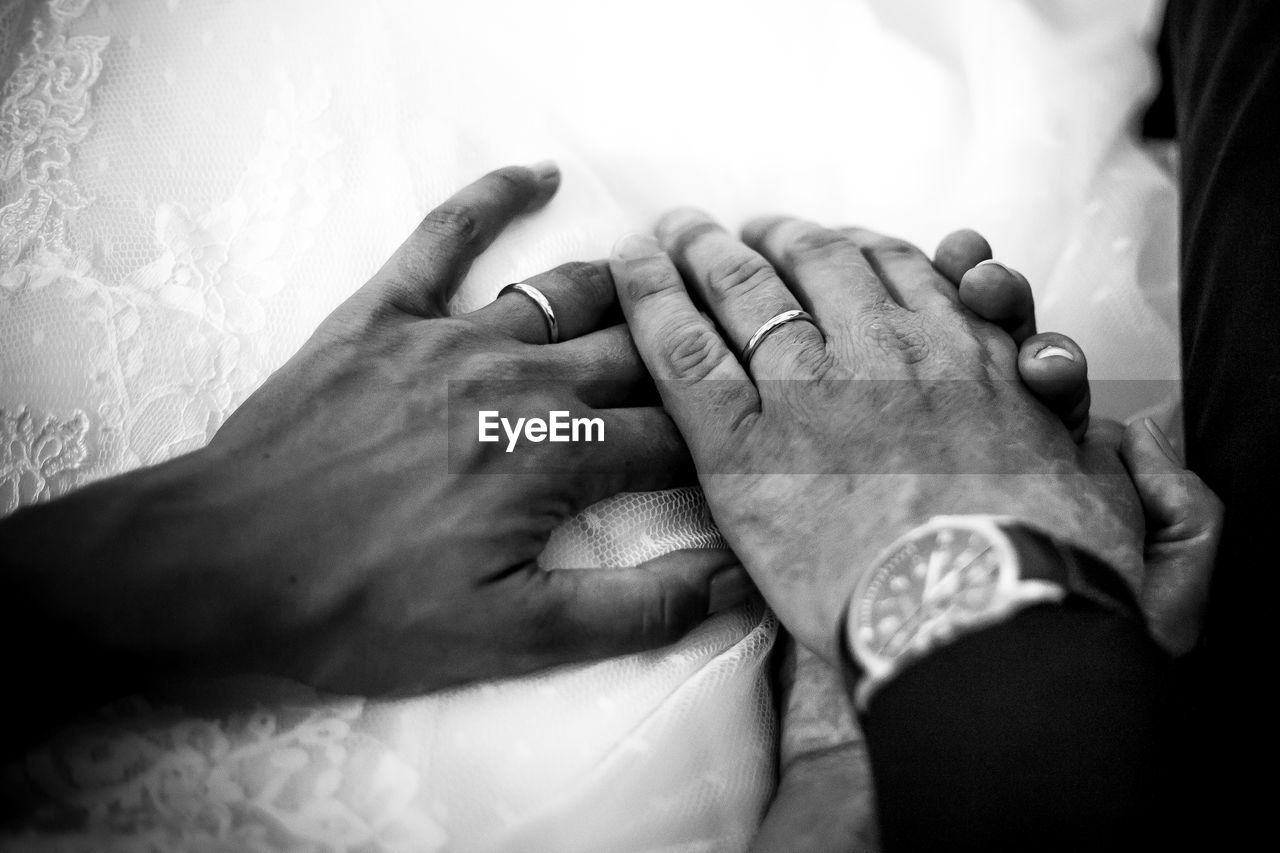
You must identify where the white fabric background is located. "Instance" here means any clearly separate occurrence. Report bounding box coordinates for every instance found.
[1,0,1176,850]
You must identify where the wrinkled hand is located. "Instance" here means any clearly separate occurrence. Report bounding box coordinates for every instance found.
[610,210,1143,661]
[162,166,744,694]
[751,237,1221,852]
[931,228,1221,653]
[760,420,1220,853]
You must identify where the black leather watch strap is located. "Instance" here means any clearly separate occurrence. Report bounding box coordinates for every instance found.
[1002,524,1145,625]
[839,520,1150,705]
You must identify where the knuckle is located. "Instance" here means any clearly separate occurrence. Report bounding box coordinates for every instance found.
[861,315,933,364]
[788,228,855,262]
[552,260,613,300]
[867,236,925,260]
[763,322,830,374]
[425,317,485,353]
[625,260,682,305]
[977,323,1019,370]
[706,253,777,298]
[665,321,730,380]
[420,202,481,249]
[792,337,836,376]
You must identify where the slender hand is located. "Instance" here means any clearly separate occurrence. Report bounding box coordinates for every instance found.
[0,166,749,750]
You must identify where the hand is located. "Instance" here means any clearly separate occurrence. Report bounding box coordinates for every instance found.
[931,228,1221,652]
[751,239,1220,852]
[609,209,1142,663]
[753,233,1096,853]
[757,417,1220,853]
[0,166,748,712]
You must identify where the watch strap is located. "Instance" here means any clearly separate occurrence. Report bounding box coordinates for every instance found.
[1001,523,1144,624]
[842,516,1149,713]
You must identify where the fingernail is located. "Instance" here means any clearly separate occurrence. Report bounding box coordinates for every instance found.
[1034,344,1075,361]
[1144,417,1183,466]
[708,565,754,613]
[975,258,1012,275]
[613,232,662,260]
[526,160,560,185]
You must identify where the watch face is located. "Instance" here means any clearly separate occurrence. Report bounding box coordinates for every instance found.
[851,519,1013,669]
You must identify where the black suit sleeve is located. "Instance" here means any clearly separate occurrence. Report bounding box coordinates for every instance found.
[860,600,1173,852]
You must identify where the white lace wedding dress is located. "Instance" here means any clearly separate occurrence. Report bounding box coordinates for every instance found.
[0,0,1177,850]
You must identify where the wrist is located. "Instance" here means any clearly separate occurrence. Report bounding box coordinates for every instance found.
[838,513,1148,711]
[0,447,253,692]
[875,471,1141,589]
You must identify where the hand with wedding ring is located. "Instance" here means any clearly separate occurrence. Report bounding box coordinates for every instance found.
[609,208,1150,663]
[748,231,1221,852]
[0,165,751,715]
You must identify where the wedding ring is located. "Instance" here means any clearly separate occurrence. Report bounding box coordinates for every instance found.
[741,309,815,366]
[497,282,559,344]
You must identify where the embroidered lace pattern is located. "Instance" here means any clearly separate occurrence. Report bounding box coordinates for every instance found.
[0,0,103,268]
[0,0,103,508]
[0,406,88,512]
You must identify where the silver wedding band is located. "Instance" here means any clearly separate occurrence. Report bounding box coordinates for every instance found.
[498,282,559,344]
[742,309,816,366]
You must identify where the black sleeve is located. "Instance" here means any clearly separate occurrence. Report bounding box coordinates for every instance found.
[1161,0,1279,839]
[860,600,1173,852]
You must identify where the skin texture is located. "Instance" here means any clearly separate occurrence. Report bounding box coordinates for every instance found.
[0,166,753,738]
[609,209,1148,663]
[750,230,1221,852]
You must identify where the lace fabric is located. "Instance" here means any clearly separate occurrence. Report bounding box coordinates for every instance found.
[0,0,1178,849]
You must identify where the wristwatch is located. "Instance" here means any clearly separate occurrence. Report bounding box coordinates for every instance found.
[842,515,1144,711]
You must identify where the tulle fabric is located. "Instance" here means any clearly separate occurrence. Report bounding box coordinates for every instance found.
[1,0,1176,850]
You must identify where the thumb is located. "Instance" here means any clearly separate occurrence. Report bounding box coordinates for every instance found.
[530,548,753,663]
[1120,418,1222,656]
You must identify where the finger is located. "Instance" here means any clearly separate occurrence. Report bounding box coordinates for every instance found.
[528,549,749,661]
[933,228,993,285]
[742,216,894,324]
[609,233,759,459]
[1120,418,1221,656]
[839,226,958,310]
[542,324,652,408]
[656,209,826,378]
[362,163,560,317]
[467,261,618,344]
[570,405,699,507]
[931,229,1039,345]
[1017,332,1090,441]
[708,565,756,613]
[959,260,1037,344]
[779,643,861,766]
[468,404,696,519]
[753,745,877,853]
